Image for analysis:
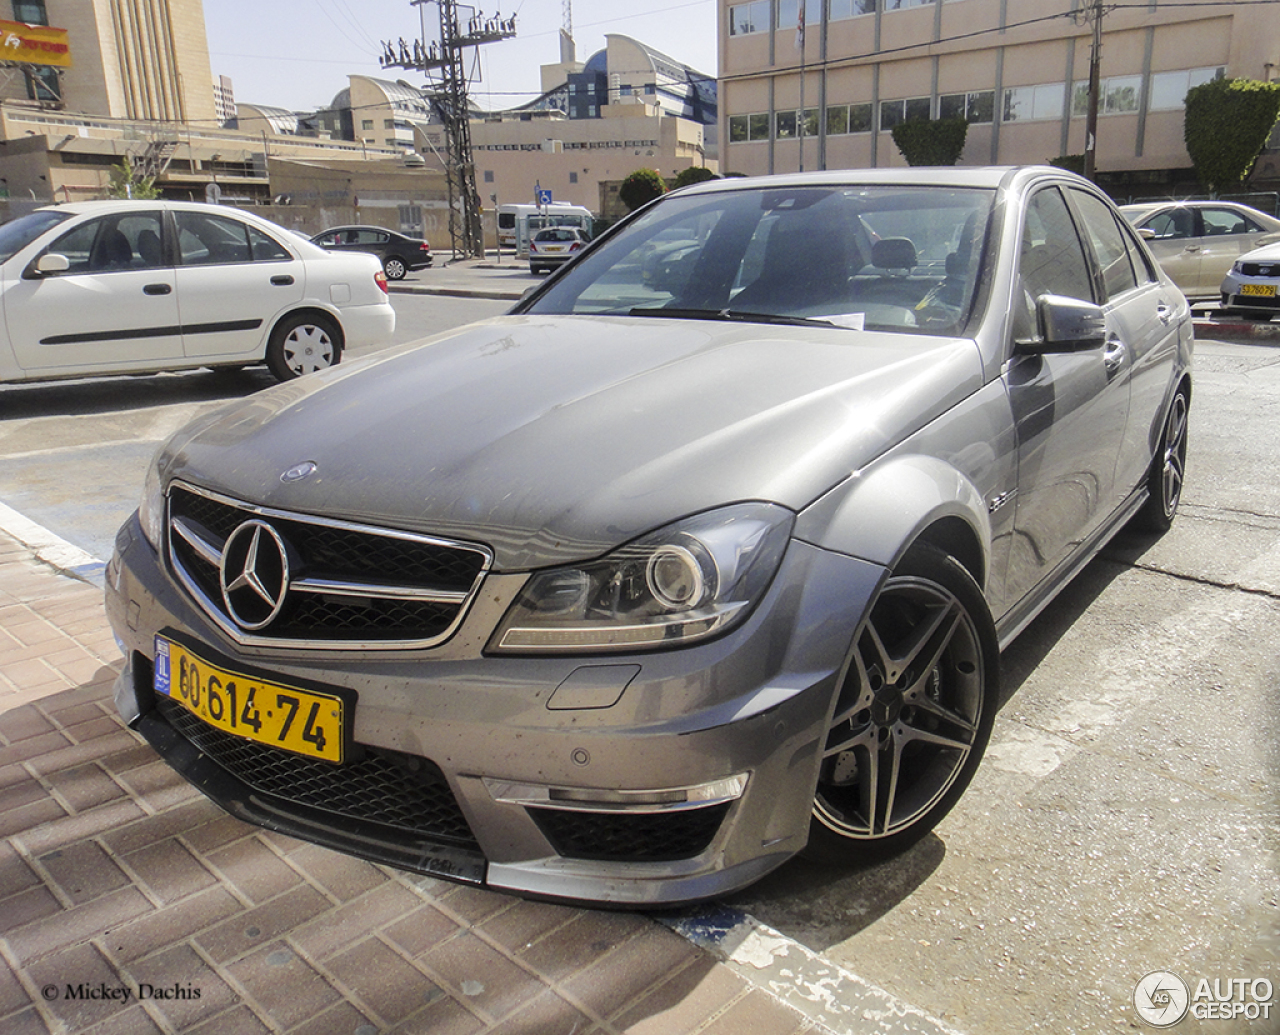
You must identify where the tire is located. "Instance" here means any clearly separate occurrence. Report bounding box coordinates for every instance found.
[265,312,342,382]
[1133,384,1189,534]
[804,542,999,865]
[383,256,408,280]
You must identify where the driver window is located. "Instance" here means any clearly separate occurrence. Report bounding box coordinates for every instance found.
[46,212,165,273]
[1017,187,1093,337]
[1020,188,1093,302]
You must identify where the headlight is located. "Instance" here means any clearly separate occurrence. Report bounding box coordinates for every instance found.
[489,503,794,653]
[138,454,165,550]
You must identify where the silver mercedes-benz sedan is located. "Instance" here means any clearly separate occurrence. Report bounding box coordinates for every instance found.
[106,167,1192,906]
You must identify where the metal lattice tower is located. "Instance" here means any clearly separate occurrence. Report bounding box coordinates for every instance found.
[382,1,516,259]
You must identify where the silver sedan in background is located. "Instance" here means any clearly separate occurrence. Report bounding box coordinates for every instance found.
[107,167,1192,905]
[1120,199,1280,301]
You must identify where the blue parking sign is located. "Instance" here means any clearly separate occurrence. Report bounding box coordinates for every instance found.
[536,188,553,206]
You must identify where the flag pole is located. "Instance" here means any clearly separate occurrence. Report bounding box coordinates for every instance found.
[797,2,806,172]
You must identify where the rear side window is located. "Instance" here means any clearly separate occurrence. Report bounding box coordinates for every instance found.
[176,211,289,265]
[1070,189,1138,300]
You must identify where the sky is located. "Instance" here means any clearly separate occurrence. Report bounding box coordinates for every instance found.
[204,0,719,115]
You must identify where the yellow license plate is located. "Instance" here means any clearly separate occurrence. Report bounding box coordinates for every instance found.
[154,637,346,763]
[1241,283,1276,297]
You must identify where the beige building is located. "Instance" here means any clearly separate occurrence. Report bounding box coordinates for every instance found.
[718,0,1280,189]
[0,0,216,124]
[455,105,710,214]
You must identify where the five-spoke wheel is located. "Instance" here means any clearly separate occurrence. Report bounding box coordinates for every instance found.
[1136,385,1189,534]
[806,544,999,863]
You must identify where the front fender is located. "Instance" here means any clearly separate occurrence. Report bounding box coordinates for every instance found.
[794,454,993,578]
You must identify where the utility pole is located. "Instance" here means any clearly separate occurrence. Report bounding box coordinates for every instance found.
[1082,0,1104,183]
[381,1,516,259]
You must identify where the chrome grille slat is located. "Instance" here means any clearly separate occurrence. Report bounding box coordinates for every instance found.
[167,482,491,650]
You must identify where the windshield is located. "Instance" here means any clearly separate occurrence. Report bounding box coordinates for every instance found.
[523,185,994,336]
[0,209,71,264]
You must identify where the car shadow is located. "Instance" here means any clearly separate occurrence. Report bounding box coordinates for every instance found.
[715,833,947,951]
[0,366,276,421]
[698,521,1173,952]
[997,524,1166,706]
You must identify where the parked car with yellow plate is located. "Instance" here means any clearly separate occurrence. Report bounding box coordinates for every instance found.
[1220,238,1280,317]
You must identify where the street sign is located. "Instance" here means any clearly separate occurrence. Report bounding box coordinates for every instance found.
[536,188,553,206]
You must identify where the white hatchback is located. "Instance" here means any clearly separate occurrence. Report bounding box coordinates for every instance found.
[0,200,395,384]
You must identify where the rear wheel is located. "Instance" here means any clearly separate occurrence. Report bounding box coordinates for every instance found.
[383,256,408,280]
[265,312,341,382]
[805,543,999,864]
[1133,384,1189,534]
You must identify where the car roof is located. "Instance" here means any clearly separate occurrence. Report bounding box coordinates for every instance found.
[675,166,1038,198]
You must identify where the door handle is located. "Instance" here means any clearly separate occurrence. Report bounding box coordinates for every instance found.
[1103,338,1127,379]
[143,283,172,295]
[270,275,295,286]
[1156,302,1173,325]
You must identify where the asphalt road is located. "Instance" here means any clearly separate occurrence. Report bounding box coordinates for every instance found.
[0,302,1275,1033]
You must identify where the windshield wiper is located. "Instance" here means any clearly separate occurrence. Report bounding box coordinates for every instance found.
[627,306,839,328]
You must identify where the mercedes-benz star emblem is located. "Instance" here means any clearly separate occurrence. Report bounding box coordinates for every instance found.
[281,461,317,483]
[220,520,291,631]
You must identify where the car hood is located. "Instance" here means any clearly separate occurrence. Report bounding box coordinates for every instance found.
[1236,239,1280,263]
[163,315,984,570]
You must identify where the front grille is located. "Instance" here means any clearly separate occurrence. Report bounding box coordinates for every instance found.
[156,695,479,849]
[1240,262,1280,278]
[167,483,491,649]
[529,804,730,862]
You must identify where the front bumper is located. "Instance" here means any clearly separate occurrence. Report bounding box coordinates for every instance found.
[106,512,884,905]
[1220,270,1280,311]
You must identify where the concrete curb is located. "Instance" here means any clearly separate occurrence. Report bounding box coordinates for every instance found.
[0,500,105,585]
[1193,317,1280,344]
[388,283,524,302]
[662,905,966,1035]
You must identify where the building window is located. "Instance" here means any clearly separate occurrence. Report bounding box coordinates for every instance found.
[883,0,931,8]
[729,0,770,35]
[483,170,494,182]
[1149,66,1223,111]
[1002,83,1065,122]
[829,0,877,20]
[12,1,47,22]
[1072,75,1143,117]
[880,96,931,131]
[384,119,395,129]
[569,171,578,183]
[361,119,374,130]
[939,90,995,124]
[776,0,821,30]
[825,102,873,134]
[729,113,772,142]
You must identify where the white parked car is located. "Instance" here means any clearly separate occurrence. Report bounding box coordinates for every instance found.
[0,200,395,384]
[1219,238,1280,318]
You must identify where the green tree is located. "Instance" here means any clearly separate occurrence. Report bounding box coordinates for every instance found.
[1184,77,1280,192]
[1048,154,1087,176]
[618,168,667,211]
[890,118,968,167]
[670,166,719,191]
[107,155,160,200]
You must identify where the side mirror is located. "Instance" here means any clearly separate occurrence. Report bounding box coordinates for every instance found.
[1016,294,1106,354]
[34,252,70,275]
[1136,227,1156,240]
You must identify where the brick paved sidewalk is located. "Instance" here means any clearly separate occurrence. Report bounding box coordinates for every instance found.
[0,533,821,1035]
